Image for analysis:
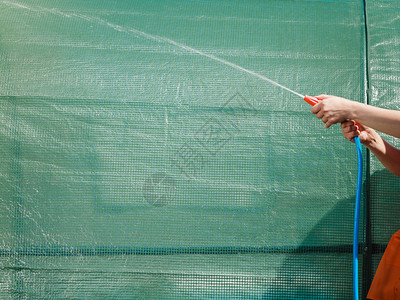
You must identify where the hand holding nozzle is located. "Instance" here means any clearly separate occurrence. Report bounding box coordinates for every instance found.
[304,95,362,129]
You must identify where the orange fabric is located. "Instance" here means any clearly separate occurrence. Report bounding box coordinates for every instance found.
[368,230,400,300]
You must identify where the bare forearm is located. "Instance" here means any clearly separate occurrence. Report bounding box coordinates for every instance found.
[313,95,400,176]
[365,132,400,177]
[350,102,400,139]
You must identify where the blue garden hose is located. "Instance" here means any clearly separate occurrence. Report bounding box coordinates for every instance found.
[353,135,363,300]
[304,96,363,300]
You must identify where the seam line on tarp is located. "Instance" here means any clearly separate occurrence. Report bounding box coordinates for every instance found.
[361,0,372,299]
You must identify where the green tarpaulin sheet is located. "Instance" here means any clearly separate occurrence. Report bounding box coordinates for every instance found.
[1,0,400,299]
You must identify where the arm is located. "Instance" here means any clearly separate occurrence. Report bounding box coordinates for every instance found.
[342,121,400,176]
[311,95,400,139]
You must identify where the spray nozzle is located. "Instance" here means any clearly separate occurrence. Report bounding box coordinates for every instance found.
[303,95,320,106]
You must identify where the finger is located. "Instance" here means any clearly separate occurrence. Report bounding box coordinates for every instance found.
[311,102,322,114]
[348,120,357,129]
[342,125,353,133]
[341,121,353,129]
[356,123,364,132]
[342,120,354,127]
[348,136,357,143]
[342,127,358,134]
[325,119,335,128]
[350,131,362,142]
[358,131,368,143]
[341,125,357,139]
[343,123,359,132]
[341,120,363,131]
[316,111,324,119]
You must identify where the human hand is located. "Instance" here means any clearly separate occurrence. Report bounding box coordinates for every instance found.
[341,120,377,146]
[311,95,357,128]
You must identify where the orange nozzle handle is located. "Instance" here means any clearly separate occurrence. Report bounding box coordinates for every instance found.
[304,95,320,106]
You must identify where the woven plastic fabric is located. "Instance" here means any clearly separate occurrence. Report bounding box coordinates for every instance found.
[0,0,395,299]
[366,0,400,293]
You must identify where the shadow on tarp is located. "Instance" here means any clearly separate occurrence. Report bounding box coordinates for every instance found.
[263,169,400,299]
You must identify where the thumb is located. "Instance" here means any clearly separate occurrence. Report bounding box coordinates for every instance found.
[358,131,369,144]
